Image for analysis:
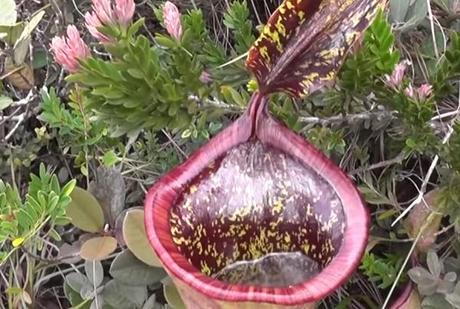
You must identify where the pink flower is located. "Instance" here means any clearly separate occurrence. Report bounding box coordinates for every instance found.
[85,12,111,43]
[92,0,115,23]
[404,83,433,101]
[416,84,433,100]
[85,0,135,43]
[404,84,415,98]
[50,25,90,73]
[385,61,408,89]
[163,1,182,41]
[199,71,212,84]
[115,0,135,25]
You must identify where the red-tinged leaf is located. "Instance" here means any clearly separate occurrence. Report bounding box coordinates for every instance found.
[246,0,385,97]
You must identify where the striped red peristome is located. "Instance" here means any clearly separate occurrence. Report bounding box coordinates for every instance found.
[144,92,369,308]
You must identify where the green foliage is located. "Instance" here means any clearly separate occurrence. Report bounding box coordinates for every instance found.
[431,33,460,97]
[109,250,167,286]
[389,0,428,31]
[0,164,76,263]
[389,92,437,155]
[40,87,97,140]
[123,209,162,267]
[64,249,169,309]
[39,86,113,174]
[65,6,249,137]
[306,127,346,157]
[163,277,186,309]
[360,252,405,289]
[447,122,460,172]
[223,0,256,54]
[67,186,105,233]
[340,10,400,94]
[408,250,460,308]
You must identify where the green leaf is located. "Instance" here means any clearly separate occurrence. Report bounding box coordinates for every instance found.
[48,228,61,241]
[67,186,105,233]
[163,278,185,309]
[0,22,23,45]
[405,0,428,28]
[64,282,88,308]
[446,282,460,308]
[32,49,48,69]
[110,250,167,286]
[0,0,17,26]
[155,34,178,49]
[102,150,119,167]
[61,179,76,197]
[389,0,410,23]
[122,209,162,267]
[103,280,147,309]
[85,260,104,287]
[80,236,117,261]
[223,1,255,53]
[65,272,92,294]
[6,287,23,295]
[427,251,442,278]
[13,10,45,64]
[0,96,13,111]
[142,294,159,309]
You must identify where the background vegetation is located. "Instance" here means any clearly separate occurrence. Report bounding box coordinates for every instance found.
[1,0,460,308]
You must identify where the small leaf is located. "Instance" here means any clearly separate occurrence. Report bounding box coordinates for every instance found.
[110,250,167,286]
[32,49,47,69]
[446,282,460,308]
[64,283,90,308]
[102,150,119,167]
[6,287,22,295]
[85,260,104,287]
[163,278,186,309]
[12,237,24,247]
[61,179,76,197]
[12,10,44,64]
[80,236,117,261]
[65,272,92,294]
[422,293,454,309]
[427,251,441,278]
[0,0,17,26]
[123,209,162,267]
[389,0,410,23]
[0,96,13,111]
[103,280,147,309]
[67,186,105,233]
[12,35,30,64]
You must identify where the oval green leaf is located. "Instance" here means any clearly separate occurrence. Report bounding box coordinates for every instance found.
[122,209,161,267]
[163,278,186,309]
[67,186,105,233]
[103,280,147,309]
[0,96,13,111]
[110,250,167,286]
[84,260,104,287]
[80,236,117,261]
